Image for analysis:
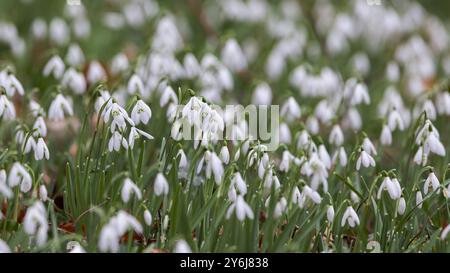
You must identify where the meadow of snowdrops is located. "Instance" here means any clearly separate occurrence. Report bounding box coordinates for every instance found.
[1,0,450,253]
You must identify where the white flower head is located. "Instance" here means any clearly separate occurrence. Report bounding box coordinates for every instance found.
[8,162,32,193]
[341,206,360,228]
[131,100,152,125]
[121,178,142,203]
[226,195,254,221]
[154,172,169,196]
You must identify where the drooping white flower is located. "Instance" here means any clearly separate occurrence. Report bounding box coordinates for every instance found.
[110,53,129,75]
[98,210,143,253]
[39,185,48,202]
[154,172,169,196]
[34,137,50,160]
[416,191,423,208]
[62,68,87,95]
[173,240,192,253]
[302,185,322,204]
[43,55,65,79]
[8,162,32,193]
[231,172,247,195]
[33,116,47,137]
[441,225,450,240]
[121,178,142,203]
[0,170,13,199]
[183,53,201,79]
[0,239,11,253]
[87,61,106,84]
[23,201,48,246]
[219,145,230,164]
[104,103,134,133]
[377,177,401,200]
[279,123,291,144]
[274,197,288,218]
[160,86,178,107]
[341,206,360,228]
[128,127,153,149]
[226,195,254,221]
[0,71,24,96]
[362,137,377,156]
[327,205,335,223]
[423,172,440,195]
[387,109,405,131]
[67,241,86,253]
[329,125,344,146]
[31,18,47,40]
[221,38,248,72]
[131,100,152,125]
[48,94,73,121]
[280,97,301,122]
[205,151,224,185]
[380,125,392,146]
[0,94,16,120]
[143,210,152,226]
[127,74,145,96]
[108,131,128,152]
[398,197,406,215]
[49,17,69,45]
[65,44,85,67]
[251,82,272,106]
[356,150,376,171]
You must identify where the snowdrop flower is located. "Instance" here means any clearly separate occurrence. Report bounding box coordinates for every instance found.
[226,195,254,221]
[306,116,320,135]
[0,71,24,96]
[0,170,13,199]
[30,100,45,117]
[67,241,86,253]
[377,176,401,200]
[143,210,152,226]
[183,53,201,79]
[380,125,392,146]
[131,100,152,125]
[62,68,87,95]
[441,225,450,240]
[221,38,248,72]
[398,197,406,215]
[318,145,331,169]
[327,205,335,223]
[302,185,322,204]
[23,136,36,154]
[329,125,344,146]
[87,61,106,84]
[435,92,450,116]
[174,240,192,253]
[108,131,128,152]
[160,86,178,107]
[98,211,143,253]
[292,187,305,208]
[48,94,73,121]
[356,149,376,171]
[39,185,48,202]
[219,145,230,164]
[280,97,301,122]
[274,197,288,218]
[348,82,370,106]
[128,127,153,149]
[231,172,247,195]
[34,137,50,160]
[423,172,440,195]
[251,82,272,105]
[0,94,16,120]
[279,123,292,144]
[362,137,377,156]
[33,116,47,137]
[127,74,145,96]
[387,109,405,131]
[177,149,188,170]
[110,53,129,75]
[205,151,224,185]
[31,18,47,39]
[8,162,32,193]
[121,178,142,203]
[0,239,11,253]
[341,206,360,228]
[386,61,400,82]
[43,55,65,79]
[154,172,169,196]
[65,44,85,67]
[416,191,423,208]
[23,201,48,246]
[49,17,69,45]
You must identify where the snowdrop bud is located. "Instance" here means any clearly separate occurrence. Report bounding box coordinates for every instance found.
[143,210,152,226]
[380,125,392,146]
[345,108,362,131]
[416,191,423,208]
[231,172,247,195]
[280,97,301,122]
[0,239,11,253]
[221,38,248,72]
[34,138,50,161]
[131,100,152,125]
[31,18,47,39]
[398,197,406,215]
[121,178,142,203]
[154,172,169,196]
[65,44,85,67]
[39,185,48,202]
[177,149,188,170]
[329,125,344,146]
[341,206,360,228]
[351,191,360,203]
[219,146,230,164]
[87,61,106,84]
[362,138,377,156]
[183,53,201,79]
[306,116,320,135]
[33,116,47,137]
[205,152,224,185]
[327,205,335,223]
[8,162,32,193]
[49,17,69,46]
[43,56,65,79]
[318,145,331,169]
[251,82,272,105]
[174,240,192,253]
[441,225,450,240]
